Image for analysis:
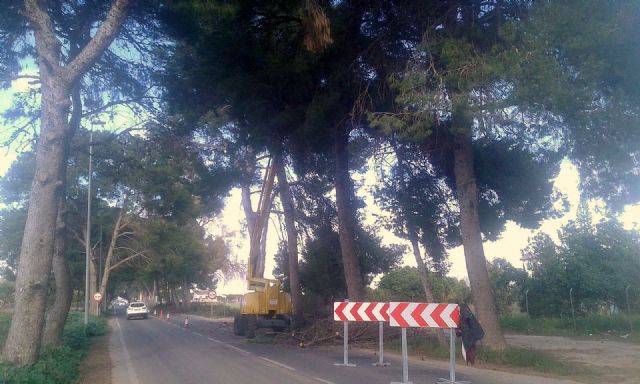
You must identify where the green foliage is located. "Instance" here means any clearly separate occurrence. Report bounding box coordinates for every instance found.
[375,266,470,303]
[487,258,527,315]
[0,313,106,384]
[523,208,640,317]
[0,346,81,384]
[297,226,402,302]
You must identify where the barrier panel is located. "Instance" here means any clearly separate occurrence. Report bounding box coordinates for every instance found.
[389,302,468,384]
[333,301,390,366]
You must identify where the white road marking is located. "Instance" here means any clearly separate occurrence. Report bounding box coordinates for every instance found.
[313,378,335,384]
[193,332,203,337]
[115,318,141,384]
[208,337,222,343]
[225,343,251,355]
[259,357,296,371]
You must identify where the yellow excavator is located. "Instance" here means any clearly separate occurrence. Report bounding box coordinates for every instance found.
[233,158,292,338]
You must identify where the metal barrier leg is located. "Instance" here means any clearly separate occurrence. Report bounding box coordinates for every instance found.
[373,321,390,366]
[334,321,356,367]
[436,328,470,384]
[391,328,412,384]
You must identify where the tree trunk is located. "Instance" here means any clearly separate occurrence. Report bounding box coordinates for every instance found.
[407,225,447,346]
[334,126,365,301]
[273,153,304,327]
[42,195,73,347]
[98,207,124,299]
[42,84,82,347]
[452,128,506,350]
[89,257,99,315]
[2,71,70,366]
[4,0,131,366]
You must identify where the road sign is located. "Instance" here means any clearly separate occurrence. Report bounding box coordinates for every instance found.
[389,302,459,328]
[93,292,103,302]
[333,302,389,322]
[208,291,216,299]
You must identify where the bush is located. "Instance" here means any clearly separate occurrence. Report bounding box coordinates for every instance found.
[501,314,640,336]
[0,312,107,383]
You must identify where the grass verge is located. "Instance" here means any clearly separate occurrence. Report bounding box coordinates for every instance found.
[384,333,586,378]
[501,314,640,341]
[0,312,107,384]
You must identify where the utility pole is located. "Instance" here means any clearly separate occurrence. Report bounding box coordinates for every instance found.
[84,129,93,325]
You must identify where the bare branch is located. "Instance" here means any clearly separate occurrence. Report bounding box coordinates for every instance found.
[109,251,148,271]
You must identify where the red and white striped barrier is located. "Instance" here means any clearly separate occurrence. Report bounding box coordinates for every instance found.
[389,302,460,328]
[333,302,389,322]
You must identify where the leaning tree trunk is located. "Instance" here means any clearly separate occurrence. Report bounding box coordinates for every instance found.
[4,0,131,366]
[407,224,447,347]
[334,126,365,301]
[452,127,506,351]
[98,207,124,300]
[274,153,304,328]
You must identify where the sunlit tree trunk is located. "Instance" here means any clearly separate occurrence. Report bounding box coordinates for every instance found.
[273,153,304,327]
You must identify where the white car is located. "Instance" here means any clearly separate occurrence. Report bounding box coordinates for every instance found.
[126,302,149,320]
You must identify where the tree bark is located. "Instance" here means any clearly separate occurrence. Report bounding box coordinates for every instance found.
[41,195,73,347]
[4,0,131,365]
[273,153,304,327]
[452,127,506,351]
[42,84,81,347]
[334,126,365,301]
[98,206,124,300]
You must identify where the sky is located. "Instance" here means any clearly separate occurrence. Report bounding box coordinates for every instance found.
[209,159,640,295]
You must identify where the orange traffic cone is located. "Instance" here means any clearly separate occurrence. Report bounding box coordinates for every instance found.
[160,309,163,318]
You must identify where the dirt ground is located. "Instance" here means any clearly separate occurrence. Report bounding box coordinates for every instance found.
[505,334,640,384]
[78,329,112,384]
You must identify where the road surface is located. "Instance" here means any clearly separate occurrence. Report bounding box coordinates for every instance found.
[110,313,583,384]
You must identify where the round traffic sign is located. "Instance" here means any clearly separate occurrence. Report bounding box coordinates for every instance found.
[93,292,103,302]
[207,291,216,299]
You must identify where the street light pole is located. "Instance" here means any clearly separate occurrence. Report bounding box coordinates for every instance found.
[84,129,93,325]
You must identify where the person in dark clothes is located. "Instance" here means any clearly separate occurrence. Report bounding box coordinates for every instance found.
[456,303,485,365]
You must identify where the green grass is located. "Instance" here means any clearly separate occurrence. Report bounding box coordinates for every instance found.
[501,314,640,340]
[384,332,582,377]
[0,312,107,384]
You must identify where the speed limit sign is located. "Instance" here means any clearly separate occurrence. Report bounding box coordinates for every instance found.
[93,292,103,302]
[207,291,216,299]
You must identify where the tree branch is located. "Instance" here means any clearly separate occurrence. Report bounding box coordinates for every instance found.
[109,250,147,271]
[24,0,62,73]
[61,0,131,83]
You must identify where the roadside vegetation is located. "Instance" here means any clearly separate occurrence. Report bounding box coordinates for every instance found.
[0,313,106,384]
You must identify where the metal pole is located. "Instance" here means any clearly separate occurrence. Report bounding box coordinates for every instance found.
[374,321,389,366]
[570,288,576,331]
[449,328,456,382]
[626,285,632,333]
[402,328,409,383]
[525,289,529,317]
[343,321,348,365]
[84,129,93,326]
[334,321,356,367]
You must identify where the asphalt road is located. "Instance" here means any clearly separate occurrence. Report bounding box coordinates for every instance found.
[110,313,582,384]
